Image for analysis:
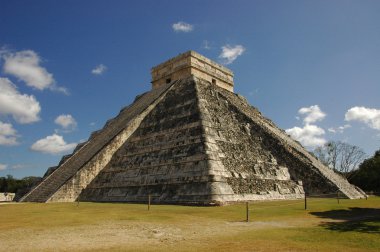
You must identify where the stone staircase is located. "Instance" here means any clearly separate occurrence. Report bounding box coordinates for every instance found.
[216,85,366,199]
[260,120,365,199]
[20,82,175,202]
[20,76,365,204]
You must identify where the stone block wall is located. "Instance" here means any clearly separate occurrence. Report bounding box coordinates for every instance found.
[210,79,365,199]
[195,79,304,201]
[0,193,15,202]
[151,51,234,92]
[23,74,364,204]
[21,81,175,202]
[80,78,217,204]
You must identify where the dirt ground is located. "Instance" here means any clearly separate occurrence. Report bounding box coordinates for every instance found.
[1,198,379,252]
[1,218,296,251]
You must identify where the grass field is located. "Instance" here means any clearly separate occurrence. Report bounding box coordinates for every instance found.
[0,197,379,251]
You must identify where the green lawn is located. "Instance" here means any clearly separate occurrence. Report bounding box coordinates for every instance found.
[0,197,379,251]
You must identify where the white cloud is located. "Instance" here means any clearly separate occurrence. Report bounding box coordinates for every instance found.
[202,40,211,50]
[327,128,335,133]
[0,164,7,171]
[53,86,70,95]
[91,64,107,75]
[0,121,17,136]
[299,105,326,124]
[1,49,68,94]
[2,50,54,90]
[30,134,77,155]
[286,124,326,148]
[54,114,77,130]
[172,21,193,32]
[11,164,28,169]
[345,106,380,130]
[328,124,351,134]
[0,78,41,124]
[286,105,327,148]
[219,45,245,64]
[0,121,19,146]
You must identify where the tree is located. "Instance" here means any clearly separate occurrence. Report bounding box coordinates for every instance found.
[313,141,366,178]
[313,141,343,171]
[0,175,42,201]
[349,149,380,192]
[339,144,367,174]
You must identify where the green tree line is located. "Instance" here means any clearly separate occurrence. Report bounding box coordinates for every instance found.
[0,175,42,200]
[349,149,380,193]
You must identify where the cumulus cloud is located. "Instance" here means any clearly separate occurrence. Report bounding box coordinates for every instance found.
[2,50,54,90]
[286,124,326,148]
[91,64,107,75]
[0,164,7,171]
[0,121,19,146]
[30,134,77,155]
[299,105,326,124]
[286,105,327,148]
[0,78,41,124]
[219,45,245,64]
[328,124,351,134]
[1,49,68,94]
[345,106,380,130]
[172,22,193,32]
[54,114,77,130]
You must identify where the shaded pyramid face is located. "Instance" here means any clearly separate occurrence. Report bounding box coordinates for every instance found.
[22,77,366,204]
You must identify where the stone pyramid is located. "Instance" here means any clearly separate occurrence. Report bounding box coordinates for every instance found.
[21,51,366,204]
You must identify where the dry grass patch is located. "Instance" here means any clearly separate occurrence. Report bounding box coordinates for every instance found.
[0,197,379,251]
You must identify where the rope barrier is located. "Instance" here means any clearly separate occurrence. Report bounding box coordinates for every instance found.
[143,191,344,214]
[249,200,304,210]
[247,192,344,211]
[306,192,341,197]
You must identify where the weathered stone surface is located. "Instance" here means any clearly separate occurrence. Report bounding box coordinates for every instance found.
[0,192,15,202]
[21,81,176,202]
[151,51,234,92]
[80,78,215,204]
[21,51,365,204]
[207,79,364,199]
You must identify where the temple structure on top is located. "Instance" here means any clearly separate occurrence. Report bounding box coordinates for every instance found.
[151,50,234,92]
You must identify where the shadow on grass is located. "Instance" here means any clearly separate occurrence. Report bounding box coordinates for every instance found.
[310,208,380,234]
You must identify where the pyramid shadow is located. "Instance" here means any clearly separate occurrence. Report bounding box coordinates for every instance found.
[310,207,380,233]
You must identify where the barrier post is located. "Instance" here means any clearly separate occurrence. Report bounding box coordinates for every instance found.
[246,202,249,222]
[148,194,151,211]
[337,191,340,204]
[304,193,307,210]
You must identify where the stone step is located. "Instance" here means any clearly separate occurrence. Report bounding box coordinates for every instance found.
[21,81,176,203]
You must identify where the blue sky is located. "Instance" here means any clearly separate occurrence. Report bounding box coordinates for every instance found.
[1,0,379,178]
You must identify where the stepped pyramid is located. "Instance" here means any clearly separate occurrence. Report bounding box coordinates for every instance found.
[21,51,366,204]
